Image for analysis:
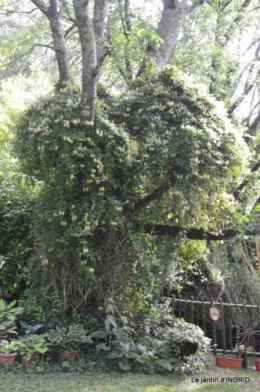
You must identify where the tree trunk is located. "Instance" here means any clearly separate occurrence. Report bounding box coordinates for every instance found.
[30,0,71,87]
[137,0,204,75]
[73,0,107,123]
[149,0,190,68]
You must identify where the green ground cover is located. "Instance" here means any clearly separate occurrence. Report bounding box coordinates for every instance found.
[1,362,260,392]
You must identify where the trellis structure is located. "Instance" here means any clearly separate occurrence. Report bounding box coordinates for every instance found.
[171,295,260,368]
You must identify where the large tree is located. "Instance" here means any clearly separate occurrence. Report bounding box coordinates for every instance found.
[0,0,260,314]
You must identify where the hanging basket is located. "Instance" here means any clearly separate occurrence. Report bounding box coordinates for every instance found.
[207,282,225,302]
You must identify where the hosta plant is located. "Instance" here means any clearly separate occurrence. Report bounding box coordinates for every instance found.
[0,320,17,337]
[0,339,21,354]
[18,334,49,362]
[48,324,92,353]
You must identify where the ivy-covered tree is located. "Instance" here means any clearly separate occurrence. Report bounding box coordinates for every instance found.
[0,0,259,315]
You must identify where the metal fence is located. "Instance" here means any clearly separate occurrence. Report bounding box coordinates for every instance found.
[171,295,260,368]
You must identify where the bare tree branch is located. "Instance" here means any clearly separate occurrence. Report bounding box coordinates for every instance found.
[64,24,76,39]
[60,0,76,23]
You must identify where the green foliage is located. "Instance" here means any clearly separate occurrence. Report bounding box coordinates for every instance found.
[0,77,46,296]
[19,320,43,335]
[143,301,211,359]
[92,314,183,373]
[0,299,23,323]
[0,319,17,337]
[172,1,253,105]
[207,265,230,283]
[91,300,210,373]
[0,299,23,337]
[48,324,92,353]
[161,319,211,355]
[102,4,161,87]
[108,66,247,229]
[18,334,49,361]
[13,87,140,312]
[18,296,47,324]
[0,339,20,354]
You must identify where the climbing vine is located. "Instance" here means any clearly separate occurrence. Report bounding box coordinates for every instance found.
[10,68,247,315]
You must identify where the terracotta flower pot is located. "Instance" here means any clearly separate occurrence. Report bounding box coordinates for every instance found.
[255,359,260,372]
[216,355,242,368]
[22,359,35,369]
[0,352,17,365]
[60,350,76,360]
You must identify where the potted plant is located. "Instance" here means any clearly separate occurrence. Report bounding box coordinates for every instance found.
[216,354,243,368]
[48,324,92,360]
[0,339,21,365]
[207,265,229,302]
[18,334,49,369]
[255,358,260,371]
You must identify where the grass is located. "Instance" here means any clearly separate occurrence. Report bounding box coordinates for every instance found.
[1,356,260,392]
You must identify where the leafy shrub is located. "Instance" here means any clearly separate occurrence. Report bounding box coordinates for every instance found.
[91,301,211,373]
[92,317,183,373]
